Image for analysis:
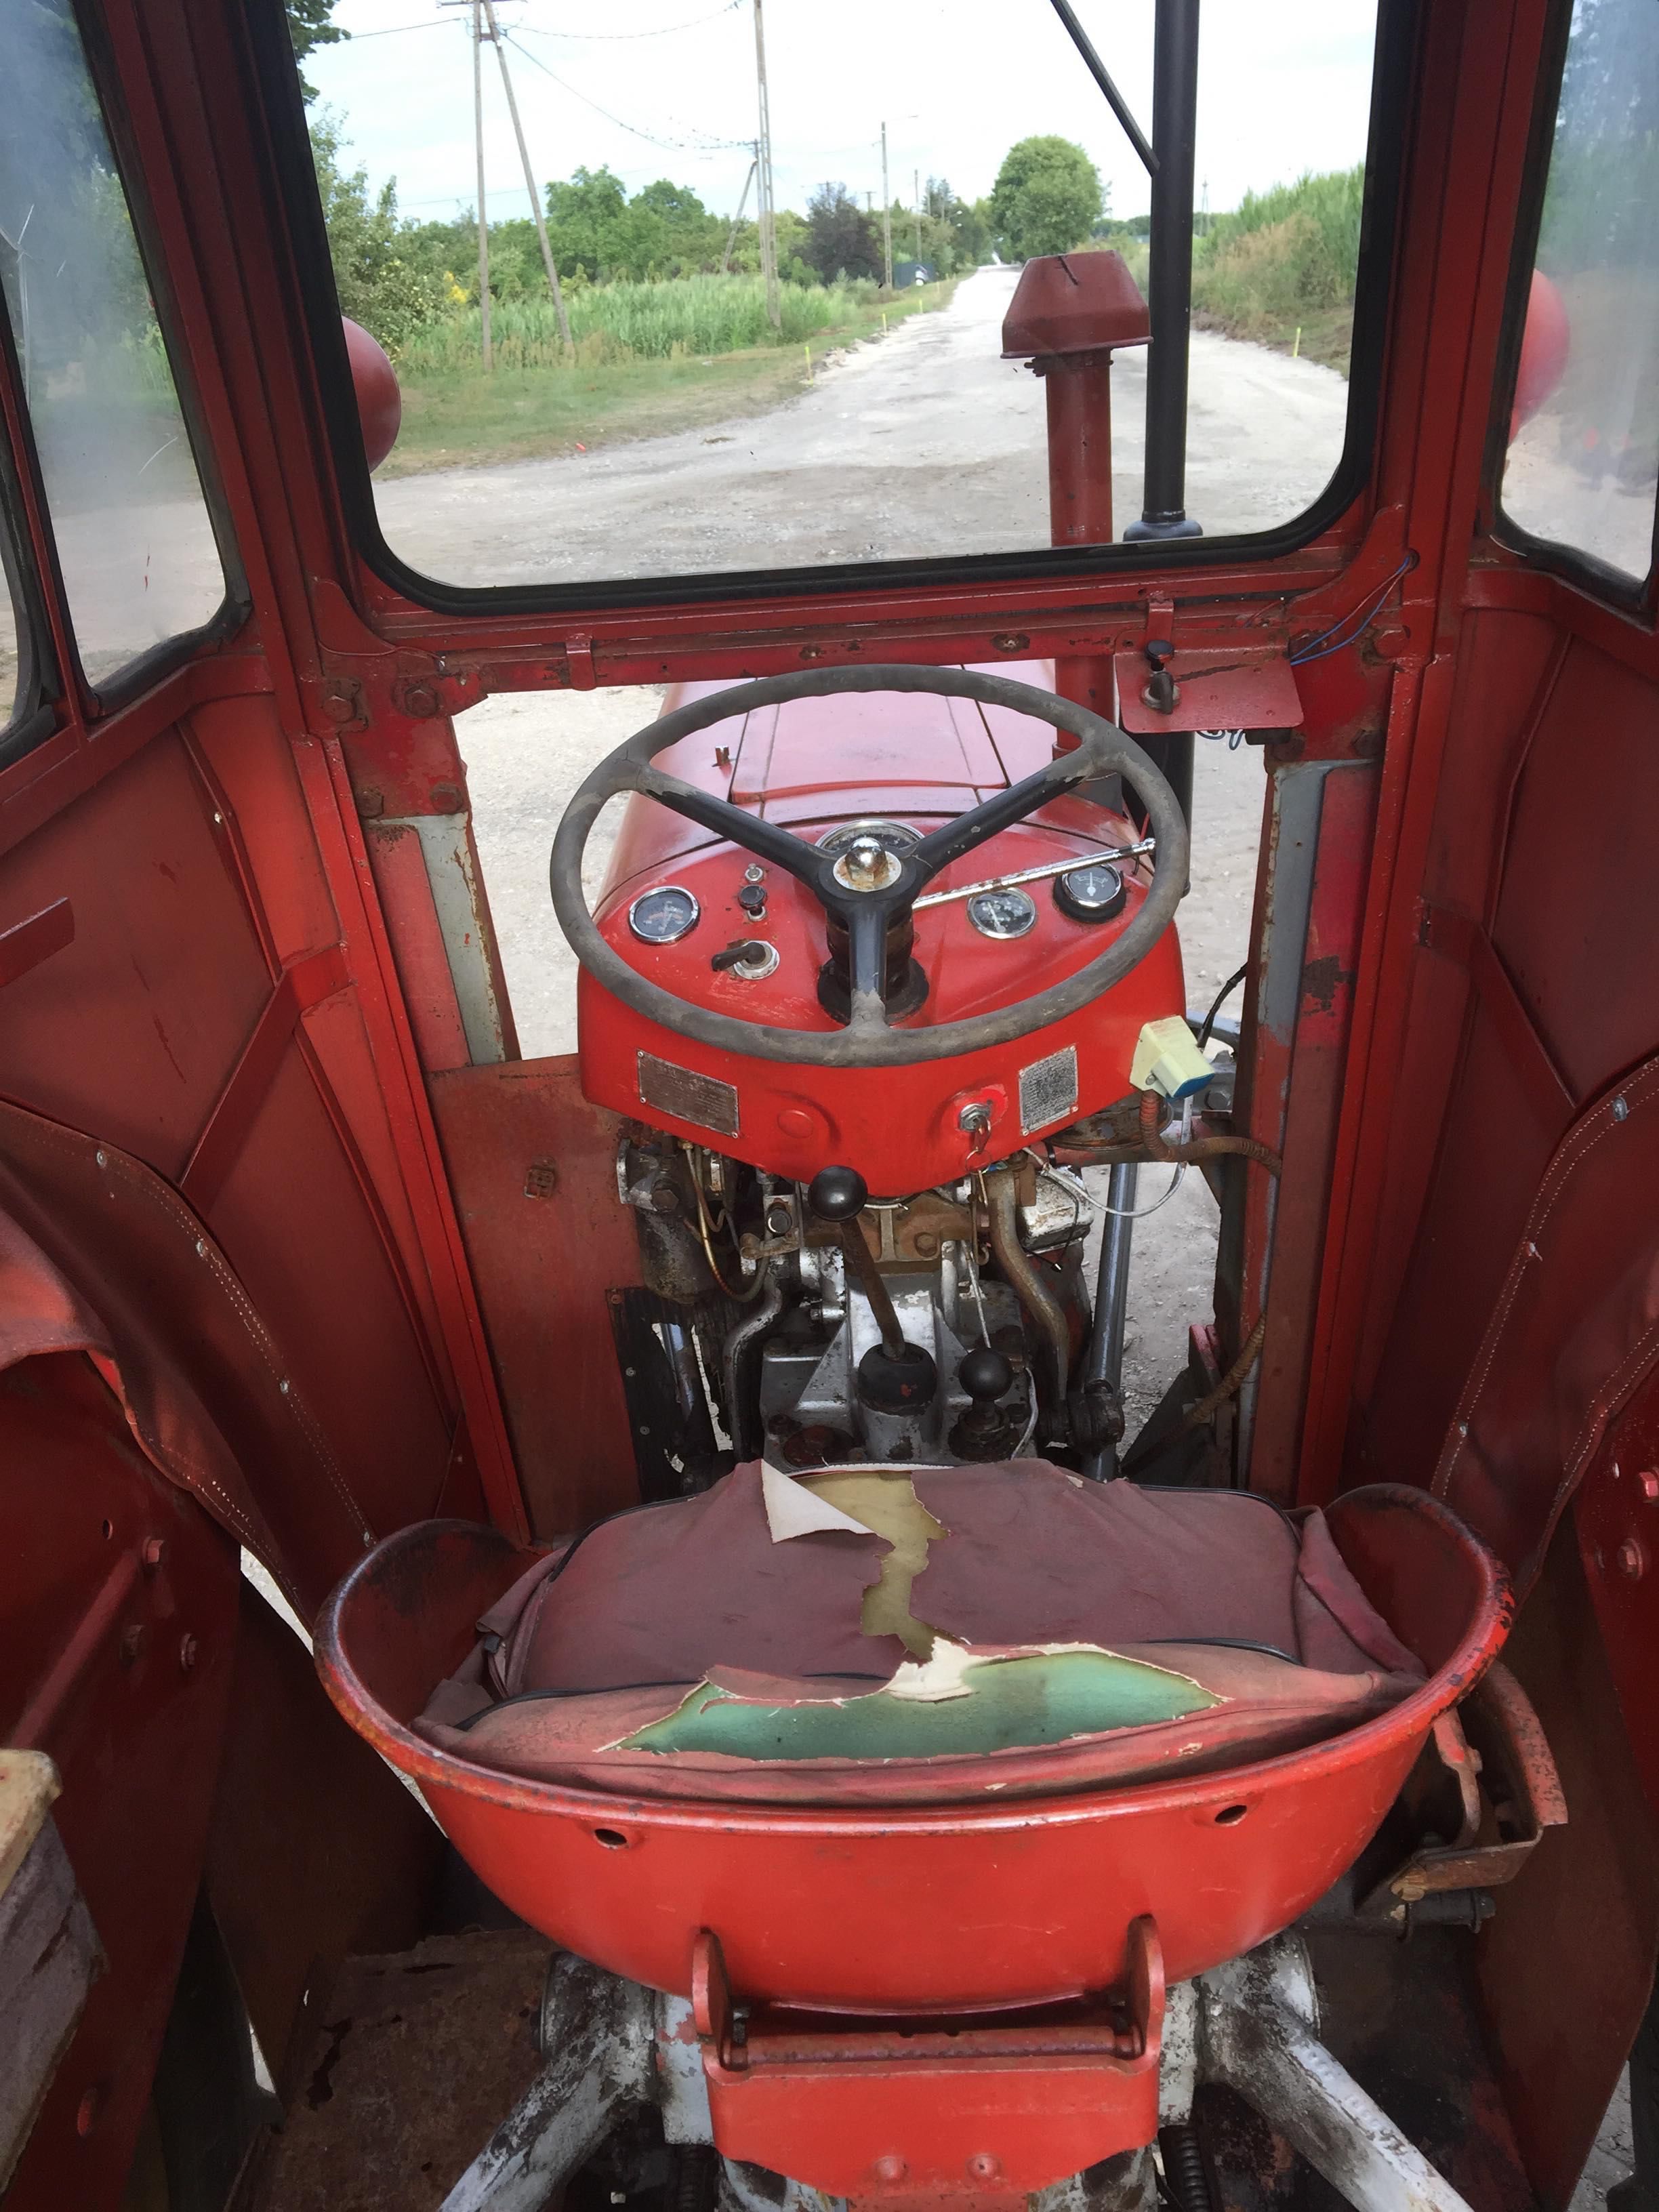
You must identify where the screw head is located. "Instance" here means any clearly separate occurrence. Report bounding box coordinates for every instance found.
[178,1633,199,1672]
[1619,1537,1647,1580]
[966,2154,1003,2184]
[872,2156,907,2184]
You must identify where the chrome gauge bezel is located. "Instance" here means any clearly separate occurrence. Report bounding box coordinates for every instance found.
[627,884,701,945]
[966,886,1040,940]
[1053,861,1127,923]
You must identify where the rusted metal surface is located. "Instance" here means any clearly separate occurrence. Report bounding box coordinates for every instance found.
[247,1931,553,2212]
[1201,1943,1478,2212]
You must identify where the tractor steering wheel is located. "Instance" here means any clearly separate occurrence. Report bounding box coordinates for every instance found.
[549,665,1188,1069]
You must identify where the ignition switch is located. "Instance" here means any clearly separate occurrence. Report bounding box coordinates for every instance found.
[1142,639,1179,715]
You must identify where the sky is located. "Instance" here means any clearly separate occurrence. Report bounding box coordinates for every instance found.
[304,0,1380,232]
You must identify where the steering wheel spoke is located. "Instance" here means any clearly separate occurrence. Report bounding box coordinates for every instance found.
[630,764,821,884]
[907,742,1107,883]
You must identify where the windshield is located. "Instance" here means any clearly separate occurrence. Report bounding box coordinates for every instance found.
[294,0,1382,596]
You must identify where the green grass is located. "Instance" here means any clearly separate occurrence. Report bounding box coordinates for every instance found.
[380,276,953,476]
[1189,167,1364,375]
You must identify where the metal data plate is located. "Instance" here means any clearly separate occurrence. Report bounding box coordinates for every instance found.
[637,1051,740,1138]
[1019,1044,1080,1134]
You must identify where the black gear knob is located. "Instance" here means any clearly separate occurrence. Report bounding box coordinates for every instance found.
[807,1165,868,1221]
[958,1346,1014,1406]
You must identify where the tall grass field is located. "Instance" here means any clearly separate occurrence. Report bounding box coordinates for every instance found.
[1189,167,1364,373]
[400,272,886,374]
[382,272,950,474]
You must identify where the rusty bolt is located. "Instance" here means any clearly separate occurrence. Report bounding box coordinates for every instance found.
[523,1160,559,1200]
[991,632,1030,653]
[1618,1538,1647,1581]
[871,2156,907,2185]
[650,1180,681,1214]
[966,2154,1003,2184]
[430,781,464,811]
[120,1624,147,1666]
[179,1633,199,1673]
[913,1231,940,1258]
[356,787,385,820]
[141,1536,167,1573]
[321,689,357,725]
[402,683,441,720]
[1639,1470,1659,1504]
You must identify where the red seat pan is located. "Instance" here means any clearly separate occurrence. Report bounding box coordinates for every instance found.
[314,1482,1509,2013]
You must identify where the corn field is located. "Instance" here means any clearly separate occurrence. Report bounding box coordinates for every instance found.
[398,272,887,374]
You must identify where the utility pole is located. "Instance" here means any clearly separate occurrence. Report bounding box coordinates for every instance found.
[880,121,893,290]
[914,167,921,262]
[752,0,781,331]
[471,0,491,369]
[722,153,757,274]
[481,0,571,348]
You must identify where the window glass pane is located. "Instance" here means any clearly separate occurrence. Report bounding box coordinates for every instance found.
[300,0,1378,594]
[1,0,229,687]
[0,520,25,729]
[1501,0,1659,583]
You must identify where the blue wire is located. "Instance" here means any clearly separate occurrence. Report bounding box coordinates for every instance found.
[1288,552,1417,665]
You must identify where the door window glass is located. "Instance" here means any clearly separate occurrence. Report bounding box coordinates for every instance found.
[296,0,1380,596]
[1500,0,1659,585]
[1,0,230,688]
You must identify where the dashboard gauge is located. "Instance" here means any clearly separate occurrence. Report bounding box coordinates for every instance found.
[1054,861,1127,923]
[966,886,1039,940]
[627,884,700,945]
[816,818,921,859]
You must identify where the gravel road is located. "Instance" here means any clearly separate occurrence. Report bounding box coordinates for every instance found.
[376,264,1351,588]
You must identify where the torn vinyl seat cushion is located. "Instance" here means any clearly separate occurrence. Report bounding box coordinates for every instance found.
[407,1462,1433,1806]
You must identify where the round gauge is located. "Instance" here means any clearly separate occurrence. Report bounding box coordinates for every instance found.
[1054,861,1127,924]
[966,886,1039,940]
[816,818,921,859]
[627,884,700,945]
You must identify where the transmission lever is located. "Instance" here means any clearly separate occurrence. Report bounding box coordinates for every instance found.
[806,1167,938,1416]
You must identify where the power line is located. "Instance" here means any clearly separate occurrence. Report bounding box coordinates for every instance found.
[515,1,742,41]
[503,30,751,150]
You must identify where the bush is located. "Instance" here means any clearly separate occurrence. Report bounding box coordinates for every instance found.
[1189,167,1364,365]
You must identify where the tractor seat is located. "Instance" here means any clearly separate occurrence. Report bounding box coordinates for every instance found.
[407,1462,1430,1807]
[316,1470,1507,2007]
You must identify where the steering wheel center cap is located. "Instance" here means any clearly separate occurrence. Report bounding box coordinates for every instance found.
[832,835,904,894]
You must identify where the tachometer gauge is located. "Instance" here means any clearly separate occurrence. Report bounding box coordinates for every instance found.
[966,886,1039,940]
[627,884,700,945]
[1054,861,1127,923]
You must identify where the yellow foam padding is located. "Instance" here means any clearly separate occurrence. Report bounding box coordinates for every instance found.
[800,1470,946,1658]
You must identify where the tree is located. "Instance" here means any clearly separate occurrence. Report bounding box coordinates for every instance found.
[286,0,346,102]
[989,137,1103,262]
[804,183,880,283]
[308,113,446,354]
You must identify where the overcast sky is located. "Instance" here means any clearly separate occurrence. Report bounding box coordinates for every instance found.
[304,0,1379,232]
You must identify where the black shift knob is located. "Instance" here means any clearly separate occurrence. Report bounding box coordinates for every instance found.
[808,1165,868,1221]
[958,1346,1014,1406]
